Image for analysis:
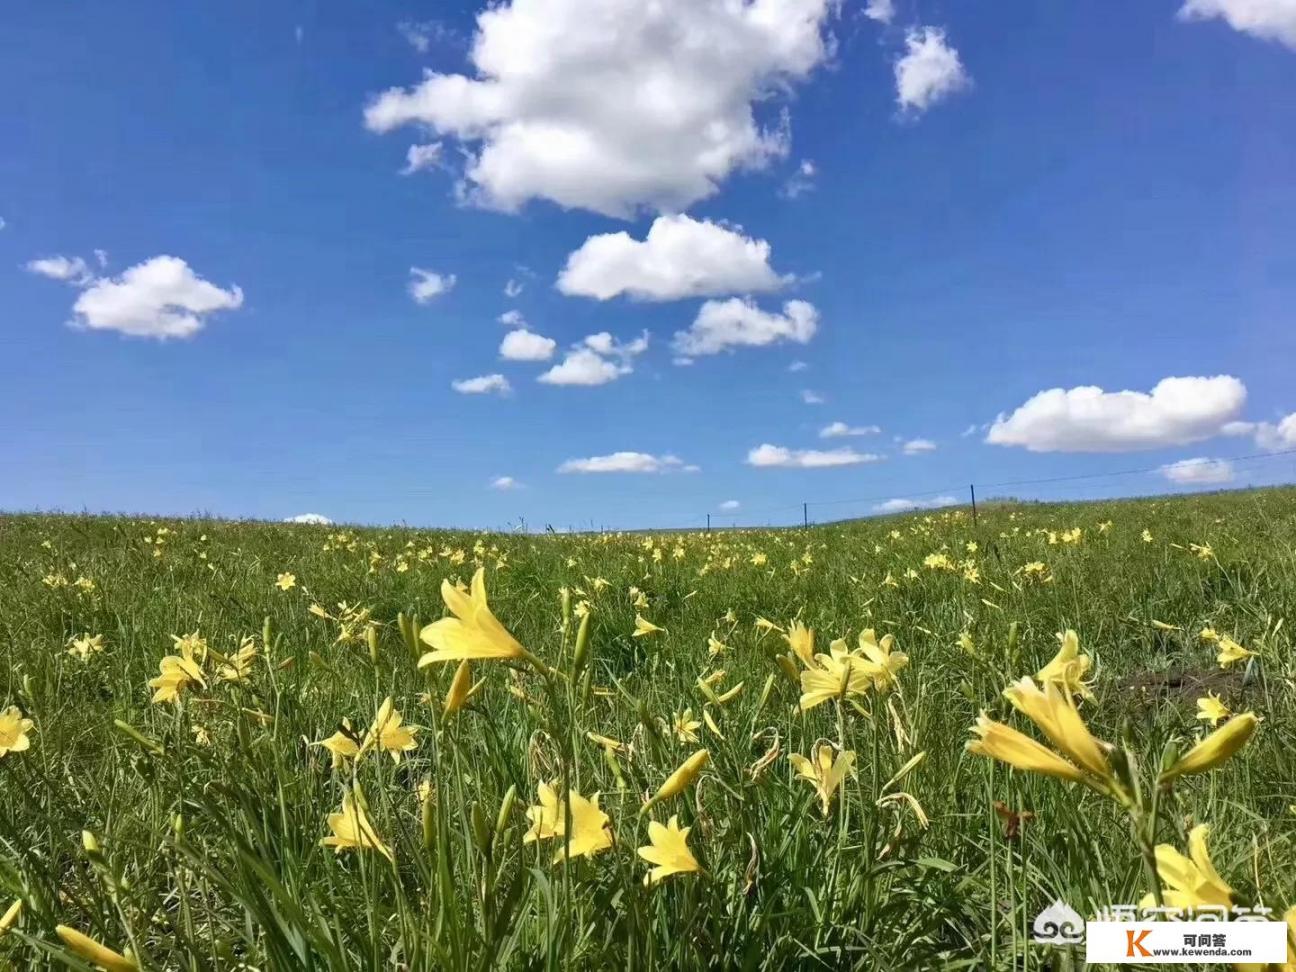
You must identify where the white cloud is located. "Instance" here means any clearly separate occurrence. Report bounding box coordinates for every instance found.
[408,268,455,303]
[498,309,526,327]
[986,376,1247,453]
[63,255,243,340]
[780,158,817,199]
[504,278,524,298]
[1178,0,1296,48]
[801,389,825,405]
[1225,412,1296,451]
[452,373,512,395]
[397,20,452,53]
[672,298,819,357]
[539,331,648,386]
[490,475,523,490]
[821,421,881,438]
[26,255,93,285]
[864,0,896,24]
[558,451,697,474]
[788,360,809,372]
[746,443,883,468]
[1160,457,1236,485]
[401,142,444,174]
[719,499,741,511]
[902,437,937,455]
[286,513,333,525]
[961,423,981,437]
[363,0,837,218]
[873,495,958,514]
[557,214,788,302]
[895,27,970,114]
[499,328,557,361]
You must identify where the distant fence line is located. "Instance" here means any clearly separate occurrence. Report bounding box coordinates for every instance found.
[546,446,1296,535]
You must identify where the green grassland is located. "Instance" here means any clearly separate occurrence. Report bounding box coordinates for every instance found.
[0,488,1293,969]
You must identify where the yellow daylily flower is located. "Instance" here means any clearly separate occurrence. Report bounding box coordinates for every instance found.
[856,629,907,691]
[1036,629,1094,700]
[784,621,815,666]
[1195,693,1229,727]
[789,744,855,816]
[638,815,701,885]
[1161,712,1258,782]
[418,568,527,665]
[275,572,297,590]
[1216,637,1255,668]
[322,787,393,862]
[966,713,1087,784]
[315,719,361,769]
[633,614,665,638]
[361,697,419,763]
[1139,825,1232,911]
[673,708,702,743]
[524,782,564,844]
[0,707,33,758]
[67,633,105,660]
[1003,677,1112,781]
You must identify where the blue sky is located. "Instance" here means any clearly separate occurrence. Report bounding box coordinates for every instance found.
[4,0,1296,530]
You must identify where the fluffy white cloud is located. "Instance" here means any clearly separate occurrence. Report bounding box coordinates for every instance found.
[801,389,825,405]
[821,421,881,438]
[401,142,444,174]
[26,255,93,284]
[672,298,818,357]
[58,256,243,340]
[895,27,970,114]
[746,444,883,468]
[902,438,937,455]
[1179,0,1296,48]
[557,214,788,301]
[286,513,333,525]
[1160,457,1236,485]
[364,0,836,217]
[864,0,896,24]
[452,373,512,395]
[788,360,809,372]
[409,268,456,303]
[499,328,557,361]
[873,495,958,514]
[719,499,741,511]
[539,331,648,386]
[986,376,1247,453]
[490,475,523,490]
[1224,412,1296,451]
[557,451,697,474]
[504,278,524,298]
[498,309,526,327]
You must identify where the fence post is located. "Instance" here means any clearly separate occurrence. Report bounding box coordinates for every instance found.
[803,502,808,528]
[970,484,978,526]
[706,513,710,533]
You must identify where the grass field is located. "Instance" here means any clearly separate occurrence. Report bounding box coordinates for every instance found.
[1,489,1294,970]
